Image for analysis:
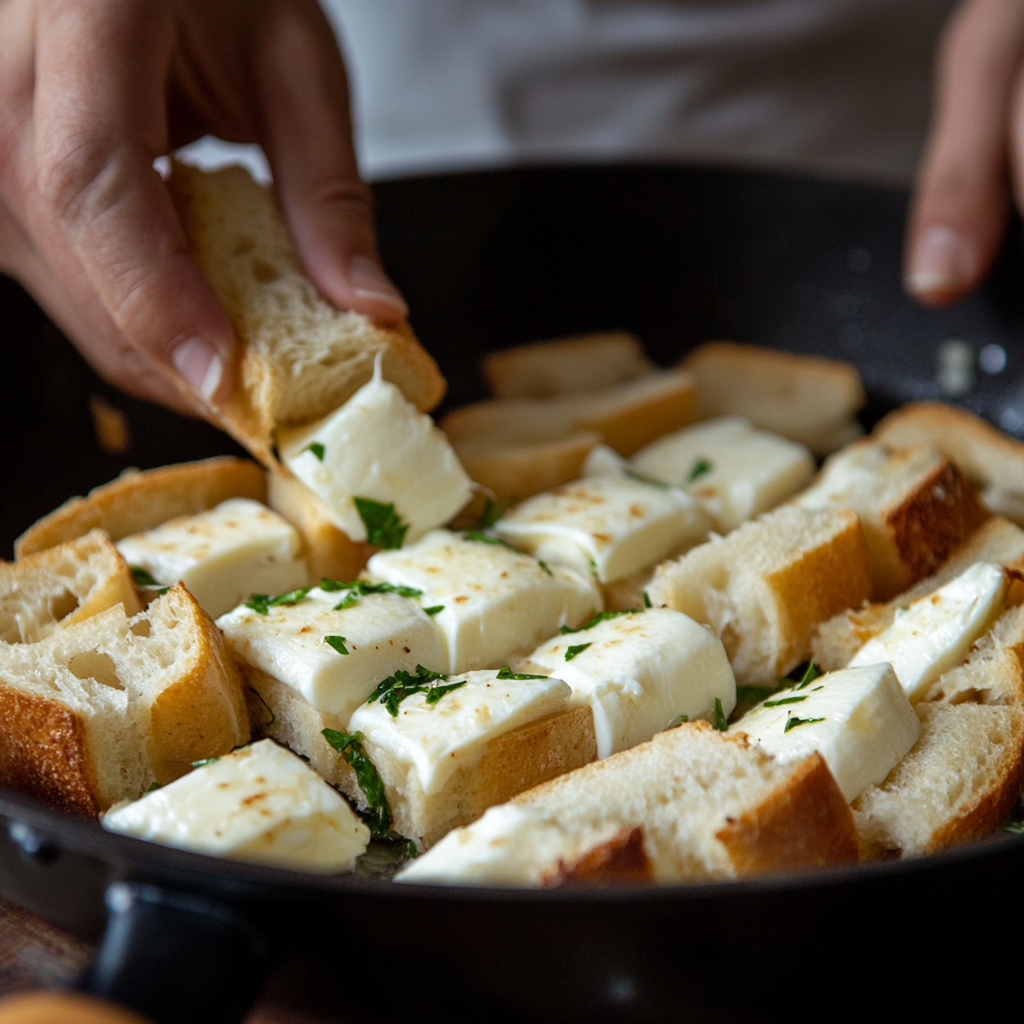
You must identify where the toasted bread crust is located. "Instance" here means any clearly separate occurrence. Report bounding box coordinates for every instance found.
[716,751,858,873]
[15,458,266,558]
[545,825,653,886]
[0,688,98,817]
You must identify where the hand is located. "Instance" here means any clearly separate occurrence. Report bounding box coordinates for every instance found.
[0,0,407,416]
[905,0,1024,306]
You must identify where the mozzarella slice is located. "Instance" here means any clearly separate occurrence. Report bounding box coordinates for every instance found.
[366,530,600,674]
[631,417,815,532]
[115,498,308,619]
[350,670,572,796]
[217,586,445,723]
[278,358,473,544]
[103,740,370,872]
[731,663,919,802]
[520,608,735,758]
[494,477,710,583]
[847,561,1008,700]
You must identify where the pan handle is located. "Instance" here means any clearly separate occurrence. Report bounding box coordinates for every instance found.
[78,881,271,1024]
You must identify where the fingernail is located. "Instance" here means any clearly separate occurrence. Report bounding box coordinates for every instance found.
[906,226,977,295]
[172,338,223,403]
[349,255,408,315]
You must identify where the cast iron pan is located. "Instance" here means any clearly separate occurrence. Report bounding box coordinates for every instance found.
[2,164,1023,1023]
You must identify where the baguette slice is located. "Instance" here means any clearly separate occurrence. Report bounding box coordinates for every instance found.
[794,441,990,600]
[266,470,372,583]
[0,585,250,816]
[852,604,1024,856]
[647,505,871,687]
[680,342,865,456]
[813,515,1024,670]
[168,161,445,464]
[872,401,1024,525]
[16,457,266,558]
[397,721,857,886]
[483,331,654,399]
[1,530,141,644]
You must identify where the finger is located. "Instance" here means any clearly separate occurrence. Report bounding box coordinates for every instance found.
[32,0,236,408]
[905,0,1024,306]
[255,2,407,324]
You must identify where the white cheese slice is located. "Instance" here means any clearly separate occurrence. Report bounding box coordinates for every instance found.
[520,608,735,758]
[366,530,600,674]
[103,740,370,872]
[730,663,919,802]
[631,417,815,532]
[494,477,710,584]
[350,669,572,796]
[278,359,473,544]
[847,561,1008,700]
[217,585,446,723]
[115,498,308,619]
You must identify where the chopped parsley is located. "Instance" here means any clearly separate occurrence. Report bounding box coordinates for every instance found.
[624,469,671,490]
[538,560,553,577]
[713,697,728,731]
[643,591,652,608]
[354,498,408,549]
[324,635,349,655]
[191,757,220,768]
[423,605,445,616]
[560,609,640,635]
[462,528,521,554]
[322,729,391,837]
[1006,820,1024,835]
[792,662,822,690]
[763,695,808,708]
[667,714,689,729]
[565,643,592,661]
[245,587,312,615]
[735,685,776,704]
[784,716,825,733]
[249,687,275,726]
[496,665,547,680]
[319,579,423,599]
[688,458,713,482]
[303,442,325,461]
[367,665,465,717]
[144,781,161,794]
[478,497,513,529]
[333,593,360,612]
[130,566,169,595]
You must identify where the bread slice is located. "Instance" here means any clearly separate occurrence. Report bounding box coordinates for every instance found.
[647,505,871,687]
[397,721,857,886]
[16,457,266,558]
[680,342,865,456]
[852,604,1024,856]
[483,331,655,400]
[872,401,1024,525]
[167,161,445,464]
[266,470,372,583]
[794,441,990,600]
[243,666,597,850]
[0,530,141,644]
[0,585,250,816]
[813,515,1024,670]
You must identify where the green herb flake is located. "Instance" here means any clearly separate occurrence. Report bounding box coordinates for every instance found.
[713,697,728,731]
[354,497,409,550]
[688,458,713,482]
[478,497,514,529]
[303,442,326,461]
[1005,820,1024,835]
[423,681,468,705]
[245,586,312,615]
[538,560,554,577]
[324,635,349,655]
[792,662,822,690]
[643,591,652,608]
[565,643,592,662]
[333,594,360,612]
[496,665,548,680]
[624,469,671,490]
[463,529,521,554]
[735,685,776,704]
[191,757,220,768]
[423,604,445,616]
[249,687,276,726]
[667,715,689,729]
[784,716,826,733]
[763,695,809,708]
[367,665,455,717]
[130,566,162,588]
[144,781,161,794]
[322,729,391,837]
[560,609,640,635]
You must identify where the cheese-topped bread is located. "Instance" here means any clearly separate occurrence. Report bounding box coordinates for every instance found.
[397,721,857,886]
[1,530,140,644]
[103,739,369,873]
[16,457,266,558]
[0,585,249,816]
[167,161,445,465]
[647,505,872,687]
[516,608,736,758]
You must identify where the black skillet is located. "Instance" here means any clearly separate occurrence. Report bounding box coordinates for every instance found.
[2,163,1023,1024]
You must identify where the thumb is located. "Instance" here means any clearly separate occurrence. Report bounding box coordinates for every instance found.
[256,3,407,324]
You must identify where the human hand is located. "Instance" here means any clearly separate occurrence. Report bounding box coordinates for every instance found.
[0,0,406,417]
[905,0,1024,306]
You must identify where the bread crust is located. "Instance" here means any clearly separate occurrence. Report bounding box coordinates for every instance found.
[545,825,653,886]
[715,751,859,873]
[15,458,266,558]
